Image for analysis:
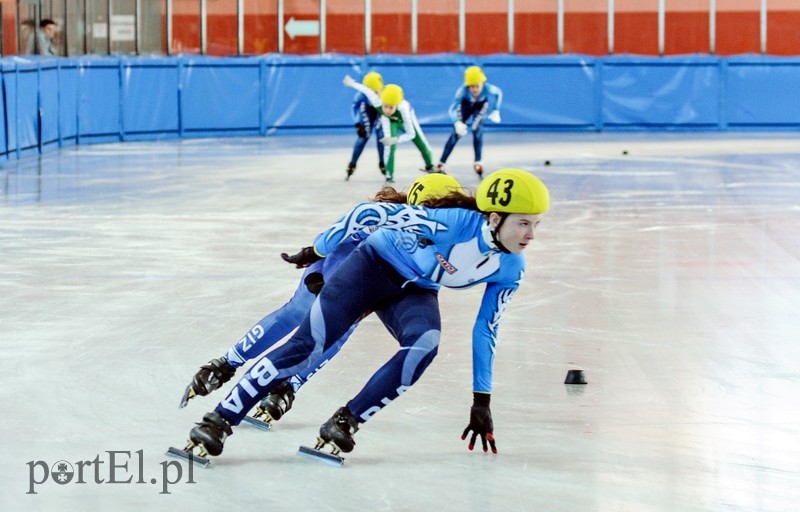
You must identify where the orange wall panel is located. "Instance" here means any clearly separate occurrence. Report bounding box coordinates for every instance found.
[715,11,760,55]
[615,12,658,55]
[564,13,607,55]
[372,14,411,54]
[664,11,709,55]
[514,12,558,55]
[767,10,800,56]
[207,15,238,56]
[327,14,365,54]
[465,13,508,55]
[418,15,459,54]
[244,15,278,54]
[172,14,200,54]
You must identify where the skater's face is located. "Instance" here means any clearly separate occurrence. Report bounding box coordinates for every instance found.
[382,104,398,116]
[491,213,542,254]
[468,82,484,97]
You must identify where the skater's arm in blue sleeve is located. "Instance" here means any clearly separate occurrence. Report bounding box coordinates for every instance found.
[486,83,503,112]
[471,278,521,393]
[448,86,467,122]
[348,81,382,108]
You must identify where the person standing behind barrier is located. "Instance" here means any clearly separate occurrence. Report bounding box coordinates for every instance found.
[34,19,59,56]
[346,72,387,181]
[343,76,436,184]
[436,66,503,177]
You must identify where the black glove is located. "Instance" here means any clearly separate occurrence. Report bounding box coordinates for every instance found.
[355,123,367,138]
[461,392,497,453]
[280,246,322,269]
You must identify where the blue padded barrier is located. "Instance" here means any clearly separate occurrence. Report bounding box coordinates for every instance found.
[181,56,262,136]
[58,60,80,146]
[726,56,800,128]
[0,53,798,164]
[39,60,61,150]
[1,60,17,159]
[0,62,7,159]
[600,56,721,129]
[77,57,122,144]
[14,59,40,157]
[121,57,180,140]
[483,55,599,130]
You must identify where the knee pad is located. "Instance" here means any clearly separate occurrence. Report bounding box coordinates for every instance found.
[304,272,324,295]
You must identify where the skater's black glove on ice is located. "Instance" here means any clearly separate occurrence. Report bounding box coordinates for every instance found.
[281,246,323,268]
[355,123,367,138]
[461,392,497,454]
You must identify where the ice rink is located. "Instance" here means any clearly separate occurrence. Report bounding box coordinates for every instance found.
[1,132,799,511]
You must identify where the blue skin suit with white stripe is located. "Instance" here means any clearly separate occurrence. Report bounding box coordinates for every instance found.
[214,202,525,425]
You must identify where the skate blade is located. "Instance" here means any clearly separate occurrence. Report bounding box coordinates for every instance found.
[241,416,272,431]
[298,445,345,467]
[166,446,210,468]
[179,384,196,409]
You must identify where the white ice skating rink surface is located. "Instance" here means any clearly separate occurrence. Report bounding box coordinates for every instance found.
[1,132,799,512]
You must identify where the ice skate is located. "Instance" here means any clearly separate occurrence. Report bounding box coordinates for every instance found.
[189,411,233,457]
[419,164,435,174]
[345,163,356,181]
[165,440,211,468]
[384,175,396,184]
[298,406,359,466]
[179,356,236,408]
[473,162,484,177]
[434,163,447,174]
[166,411,232,467]
[242,381,295,431]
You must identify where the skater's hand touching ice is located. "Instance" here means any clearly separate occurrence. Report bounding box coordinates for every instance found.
[281,246,323,268]
[461,392,497,453]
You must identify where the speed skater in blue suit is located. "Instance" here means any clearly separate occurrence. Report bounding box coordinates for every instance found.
[181,168,549,461]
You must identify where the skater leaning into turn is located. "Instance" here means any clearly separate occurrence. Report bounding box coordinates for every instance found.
[181,168,549,460]
[345,71,386,180]
[435,65,503,177]
[180,173,464,427]
[343,75,435,183]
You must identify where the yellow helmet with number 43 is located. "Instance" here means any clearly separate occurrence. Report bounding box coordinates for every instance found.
[476,168,549,214]
[407,173,462,205]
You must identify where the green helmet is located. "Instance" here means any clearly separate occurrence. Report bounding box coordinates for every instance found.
[476,169,549,214]
[407,174,463,205]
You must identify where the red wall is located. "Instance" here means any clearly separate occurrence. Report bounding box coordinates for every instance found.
[163,5,800,57]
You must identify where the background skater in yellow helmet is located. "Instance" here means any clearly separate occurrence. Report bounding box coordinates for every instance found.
[344,75,435,184]
[435,65,503,177]
[345,72,386,180]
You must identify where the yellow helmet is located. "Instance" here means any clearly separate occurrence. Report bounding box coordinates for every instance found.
[380,84,404,106]
[464,66,487,86]
[362,71,383,92]
[476,169,549,214]
[407,174,463,205]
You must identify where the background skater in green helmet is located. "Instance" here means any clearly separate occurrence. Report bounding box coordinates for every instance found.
[344,75,435,184]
